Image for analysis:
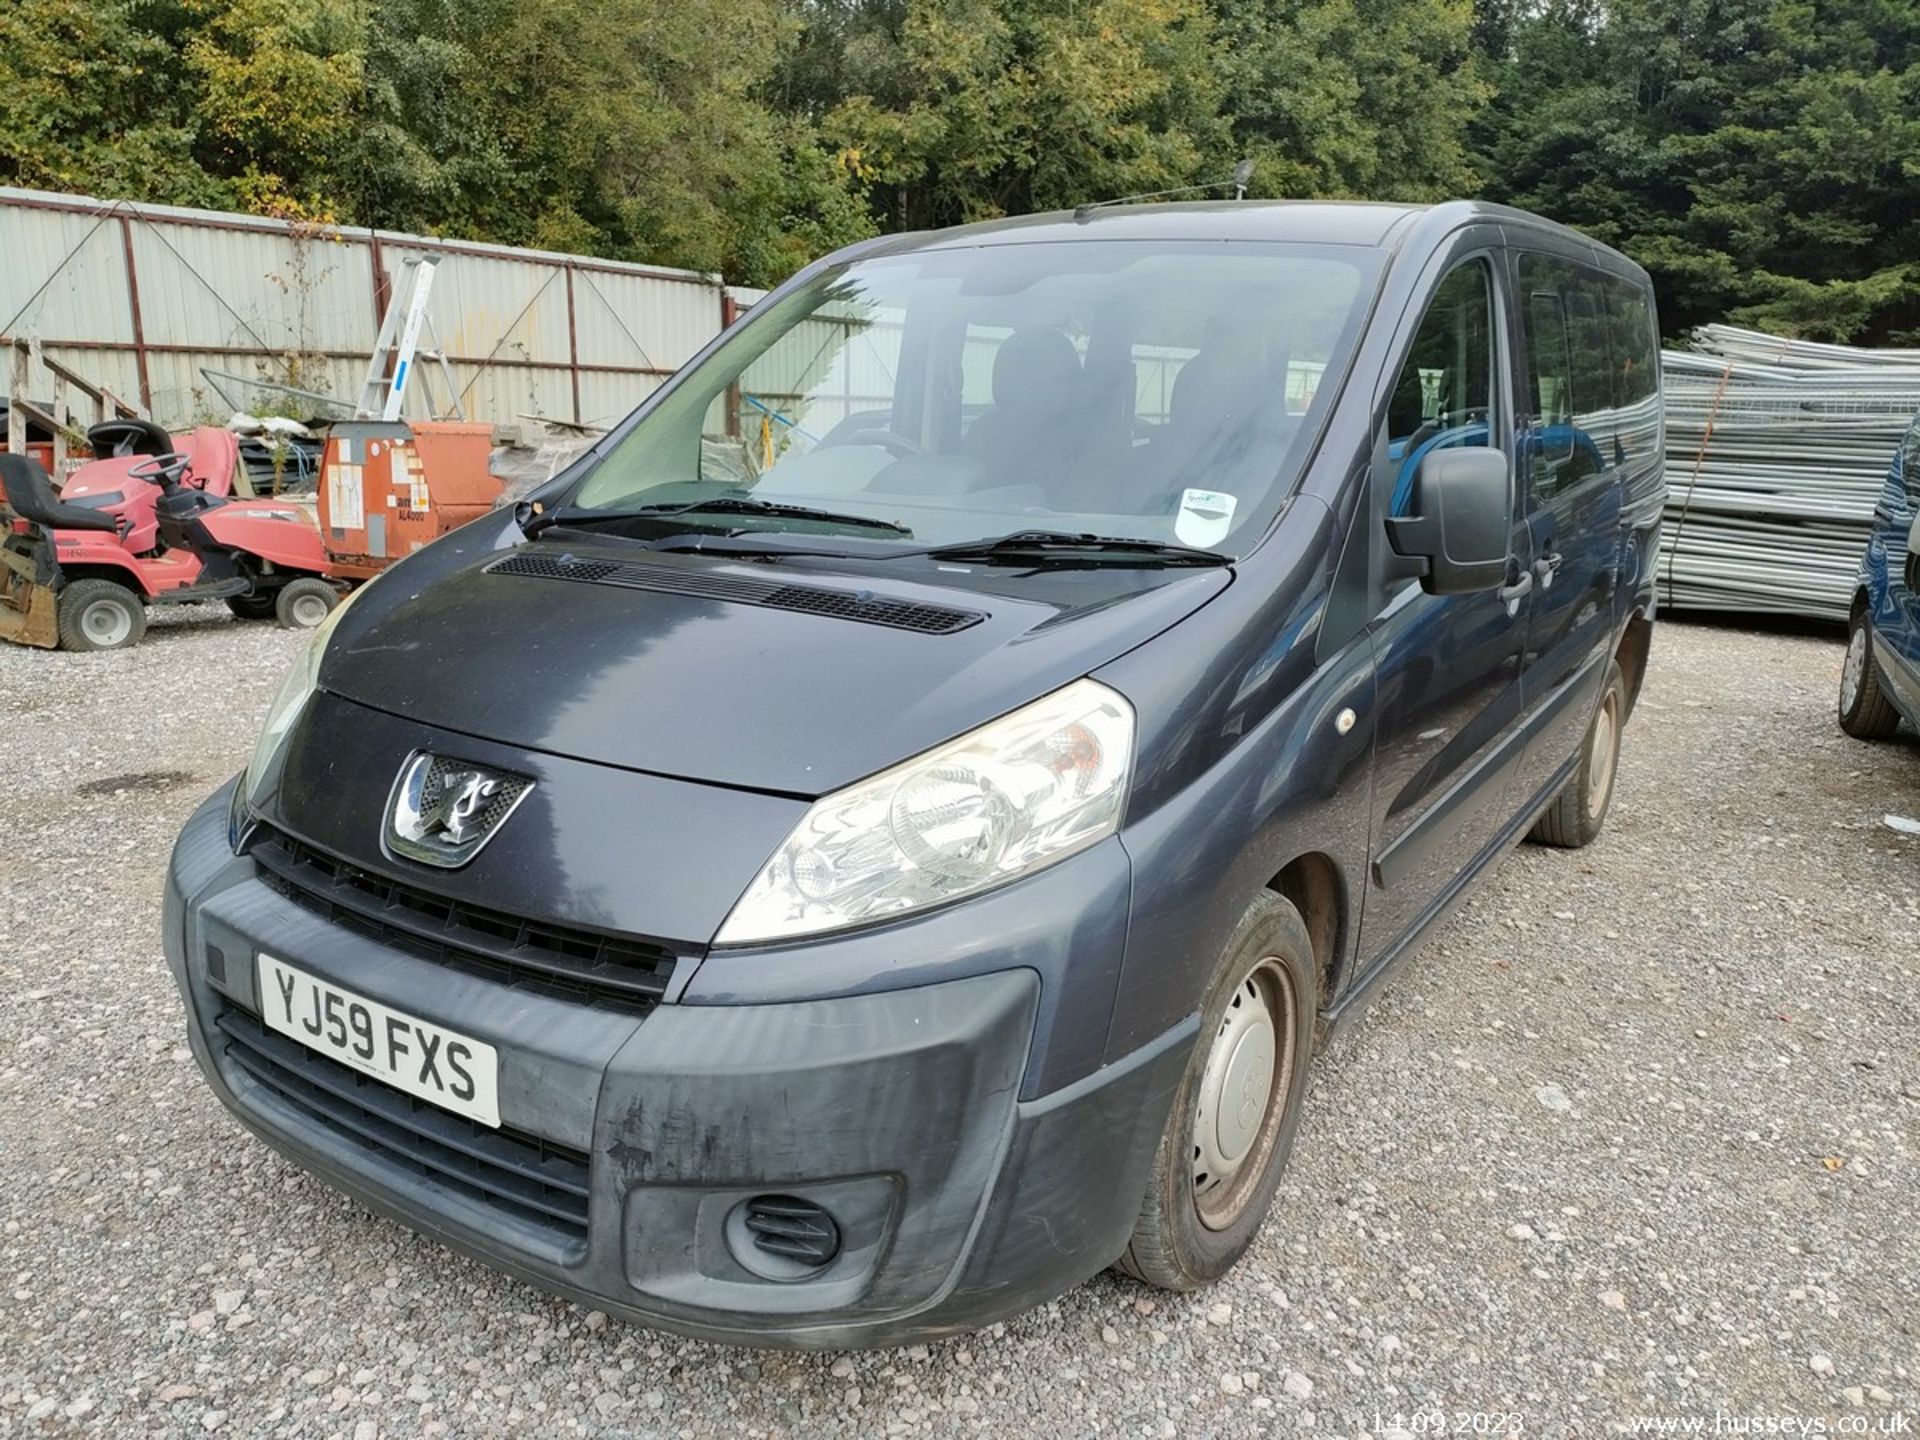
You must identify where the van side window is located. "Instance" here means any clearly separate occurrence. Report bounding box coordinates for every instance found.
[1903,417,1920,511]
[1386,261,1494,516]
[1518,253,1614,499]
[1603,280,1661,472]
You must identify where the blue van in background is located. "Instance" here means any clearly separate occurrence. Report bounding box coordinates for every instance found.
[1841,414,1920,738]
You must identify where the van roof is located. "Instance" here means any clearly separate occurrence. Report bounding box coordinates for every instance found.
[858,199,1647,279]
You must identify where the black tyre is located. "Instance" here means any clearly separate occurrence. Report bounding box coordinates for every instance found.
[1117,892,1318,1291]
[56,579,147,652]
[225,593,278,620]
[275,577,339,629]
[1530,658,1626,849]
[1839,607,1902,740]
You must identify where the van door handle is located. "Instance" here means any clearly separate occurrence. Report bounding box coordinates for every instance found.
[1497,569,1534,610]
[1533,551,1563,587]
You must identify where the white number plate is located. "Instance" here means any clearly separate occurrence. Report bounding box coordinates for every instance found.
[256,954,500,1128]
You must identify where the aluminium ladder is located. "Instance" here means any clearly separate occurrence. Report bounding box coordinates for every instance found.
[357,254,466,422]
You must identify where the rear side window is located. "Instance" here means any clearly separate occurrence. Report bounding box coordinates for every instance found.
[1518,253,1614,499]
[1604,280,1661,472]
[1903,418,1920,510]
[1385,260,1495,515]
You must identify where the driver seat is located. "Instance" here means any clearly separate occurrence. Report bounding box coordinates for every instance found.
[87,418,176,459]
[0,454,121,533]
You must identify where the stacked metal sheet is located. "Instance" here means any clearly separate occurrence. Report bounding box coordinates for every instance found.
[1658,326,1920,619]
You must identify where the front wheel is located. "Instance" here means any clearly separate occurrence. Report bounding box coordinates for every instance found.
[56,579,147,652]
[225,593,278,621]
[1530,658,1626,849]
[1838,608,1902,740]
[1116,892,1319,1291]
[275,577,339,629]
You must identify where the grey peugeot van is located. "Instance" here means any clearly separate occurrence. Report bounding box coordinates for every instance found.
[164,200,1664,1348]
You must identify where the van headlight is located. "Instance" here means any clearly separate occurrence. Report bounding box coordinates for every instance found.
[232,589,355,838]
[716,678,1134,945]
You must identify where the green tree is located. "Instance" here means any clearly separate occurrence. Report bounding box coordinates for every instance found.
[1211,0,1487,201]
[181,0,365,217]
[0,0,219,205]
[785,0,1230,232]
[1474,0,1920,342]
[348,0,870,283]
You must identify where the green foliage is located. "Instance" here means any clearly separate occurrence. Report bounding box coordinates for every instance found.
[0,0,209,202]
[1473,0,1920,342]
[1212,0,1485,201]
[797,0,1229,230]
[342,0,871,278]
[0,0,1917,334]
[180,0,364,216]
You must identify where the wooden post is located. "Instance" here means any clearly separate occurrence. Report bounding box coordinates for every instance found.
[7,338,26,457]
[118,217,154,413]
[721,290,742,439]
[48,342,69,472]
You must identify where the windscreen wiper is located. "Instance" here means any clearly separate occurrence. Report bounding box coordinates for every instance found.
[548,496,912,536]
[923,530,1233,567]
[633,496,912,535]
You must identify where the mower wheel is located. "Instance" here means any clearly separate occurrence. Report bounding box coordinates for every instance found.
[226,593,278,621]
[57,579,147,652]
[276,577,339,629]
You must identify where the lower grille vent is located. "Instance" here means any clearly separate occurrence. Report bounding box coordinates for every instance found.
[215,1005,590,1250]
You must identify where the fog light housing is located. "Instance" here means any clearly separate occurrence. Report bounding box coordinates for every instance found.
[725,1195,842,1280]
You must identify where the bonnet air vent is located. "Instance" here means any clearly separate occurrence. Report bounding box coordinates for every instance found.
[486,552,984,635]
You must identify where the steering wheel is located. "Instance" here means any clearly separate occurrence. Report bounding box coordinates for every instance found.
[822,429,925,460]
[128,453,194,488]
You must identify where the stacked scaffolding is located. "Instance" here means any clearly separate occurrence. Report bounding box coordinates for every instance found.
[1659,325,1920,620]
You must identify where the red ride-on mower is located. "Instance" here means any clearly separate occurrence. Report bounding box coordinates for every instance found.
[0,439,339,652]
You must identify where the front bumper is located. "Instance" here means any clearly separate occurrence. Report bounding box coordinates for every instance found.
[164,785,1193,1349]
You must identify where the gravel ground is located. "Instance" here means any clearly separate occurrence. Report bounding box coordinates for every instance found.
[2,608,1916,1439]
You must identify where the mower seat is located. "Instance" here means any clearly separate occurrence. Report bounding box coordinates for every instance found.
[0,454,121,533]
[87,418,175,459]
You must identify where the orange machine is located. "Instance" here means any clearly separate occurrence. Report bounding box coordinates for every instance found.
[317,420,501,579]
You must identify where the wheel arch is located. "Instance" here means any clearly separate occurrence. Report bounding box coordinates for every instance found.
[56,561,150,596]
[1616,608,1654,719]
[1264,851,1347,1015]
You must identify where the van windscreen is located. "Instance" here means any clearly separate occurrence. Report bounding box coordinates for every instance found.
[570,240,1380,557]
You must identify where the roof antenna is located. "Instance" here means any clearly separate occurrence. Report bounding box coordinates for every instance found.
[1074,159,1257,223]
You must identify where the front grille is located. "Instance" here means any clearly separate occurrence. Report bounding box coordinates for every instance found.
[251,830,677,1015]
[486,552,984,635]
[214,1005,590,1248]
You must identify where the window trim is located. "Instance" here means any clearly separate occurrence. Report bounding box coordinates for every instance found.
[1375,252,1510,519]
[1364,242,1519,611]
[1513,249,1620,511]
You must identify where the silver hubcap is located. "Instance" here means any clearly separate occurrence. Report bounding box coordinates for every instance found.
[82,599,133,648]
[1587,688,1619,822]
[288,592,330,627]
[1841,624,1867,712]
[1191,959,1295,1230]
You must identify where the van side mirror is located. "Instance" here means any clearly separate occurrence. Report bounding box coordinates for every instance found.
[1384,448,1512,595]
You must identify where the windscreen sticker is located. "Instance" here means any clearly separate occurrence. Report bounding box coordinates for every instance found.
[1175,487,1237,548]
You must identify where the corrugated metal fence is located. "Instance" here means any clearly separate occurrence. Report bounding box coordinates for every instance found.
[0,187,738,433]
